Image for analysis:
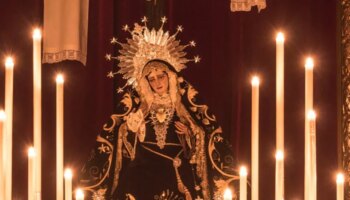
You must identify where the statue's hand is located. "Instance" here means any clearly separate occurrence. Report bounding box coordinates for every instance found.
[175,121,190,135]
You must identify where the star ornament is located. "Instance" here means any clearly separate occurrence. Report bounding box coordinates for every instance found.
[177,25,183,32]
[194,56,201,63]
[107,71,114,78]
[105,54,112,61]
[141,16,148,23]
[122,24,129,31]
[110,37,118,44]
[189,40,196,47]
[161,16,167,23]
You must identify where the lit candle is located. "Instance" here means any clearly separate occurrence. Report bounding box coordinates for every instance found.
[275,150,284,200]
[33,28,42,199]
[275,32,284,200]
[64,169,72,200]
[304,57,314,200]
[56,74,64,200]
[251,76,260,200]
[4,57,14,200]
[307,110,317,200]
[28,147,36,200]
[0,110,5,200]
[240,166,248,200]
[336,173,344,200]
[223,188,232,200]
[75,188,84,200]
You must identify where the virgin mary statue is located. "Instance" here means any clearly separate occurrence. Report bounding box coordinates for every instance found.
[78,17,239,200]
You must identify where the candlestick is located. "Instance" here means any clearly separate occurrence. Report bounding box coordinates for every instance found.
[304,57,314,200]
[308,110,317,200]
[251,76,260,200]
[223,188,232,200]
[336,173,344,200]
[240,166,248,200]
[275,32,284,200]
[0,110,5,200]
[28,147,36,200]
[75,189,84,200]
[56,74,64,200]
[275,150,284,200]
[64,169,72,200]
[4,56,14,200]
[33,28,42,199]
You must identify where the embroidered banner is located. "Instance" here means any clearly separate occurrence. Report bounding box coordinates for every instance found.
[230,0,266,12]
[43,0,89,65]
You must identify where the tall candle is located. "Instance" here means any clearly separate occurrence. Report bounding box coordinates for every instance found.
[304,57,314,200]
[28,147,36,200]
[336,173,344,200]
[308,110,317,200]
[64,169,72,200]
[275,32,284,200]
[56,74,64,200]
[223,188,232,200]
[240,166,248,200]
[0,110,6,200]
[75,189,84,200]
[33,28,42,199]
[4,57,14,200]
[275,151,284,200]
[251,76,260,200]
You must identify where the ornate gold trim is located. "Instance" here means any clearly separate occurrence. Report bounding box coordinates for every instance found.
[341,0,350,198]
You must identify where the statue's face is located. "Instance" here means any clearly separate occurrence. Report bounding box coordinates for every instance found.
[147,69,169,95]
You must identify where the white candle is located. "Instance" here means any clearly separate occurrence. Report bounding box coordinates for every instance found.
[223,188,232,200]
[307,110,317,200]
[240,166,248,200]
[275,32,284,200]
[0,110,5,200]
[75,189,84,200]
[64,169,72,200]
[28,147,36,200]
[336,173,344,200]
[275,150,284,200]
[4,57,14,200]
[33,28,42,199]
[56,74,64,200]
[251,76,260,200]
[304,57,314,200]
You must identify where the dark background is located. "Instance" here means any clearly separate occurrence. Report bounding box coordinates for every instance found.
[0,0,337,199]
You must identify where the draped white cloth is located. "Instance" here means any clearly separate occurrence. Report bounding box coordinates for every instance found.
[43,0,89,65]
[230,0,266,12]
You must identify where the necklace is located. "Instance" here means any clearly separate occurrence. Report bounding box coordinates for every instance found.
[149,93,174,149]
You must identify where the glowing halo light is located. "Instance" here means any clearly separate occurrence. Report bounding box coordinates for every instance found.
[276,150,284,160]
[307,110,316,121]
[276,32,285,42]
[5,57,14,69]
[32,28,42,40]
[305,57,314,70]
[64,168,73,179]
[251,76,260,86]
[223,188,232,200]
[75,188,84,200]
[28,147,36,157]
[56,74,64,84]
[0,110,6,121]
[336,173,344,184]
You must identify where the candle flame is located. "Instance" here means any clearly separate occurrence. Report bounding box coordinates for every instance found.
[5,57,14,69]
[239,166,248,177]
[56,74,64,84]
[0,110,6,121]
[276,32,285,42]
[251,76,260,86]
[307,110,316,120]
[28,147,36,157]
[64,168,73,179]
[276,150,284,160]
[223,188,232,199]
[336,173,344,184]
[305,57,314,70]
[33,28,42,39]
[75,188,84,199]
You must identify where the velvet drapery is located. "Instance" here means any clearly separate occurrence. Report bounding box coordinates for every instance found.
[0,0,337,199]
